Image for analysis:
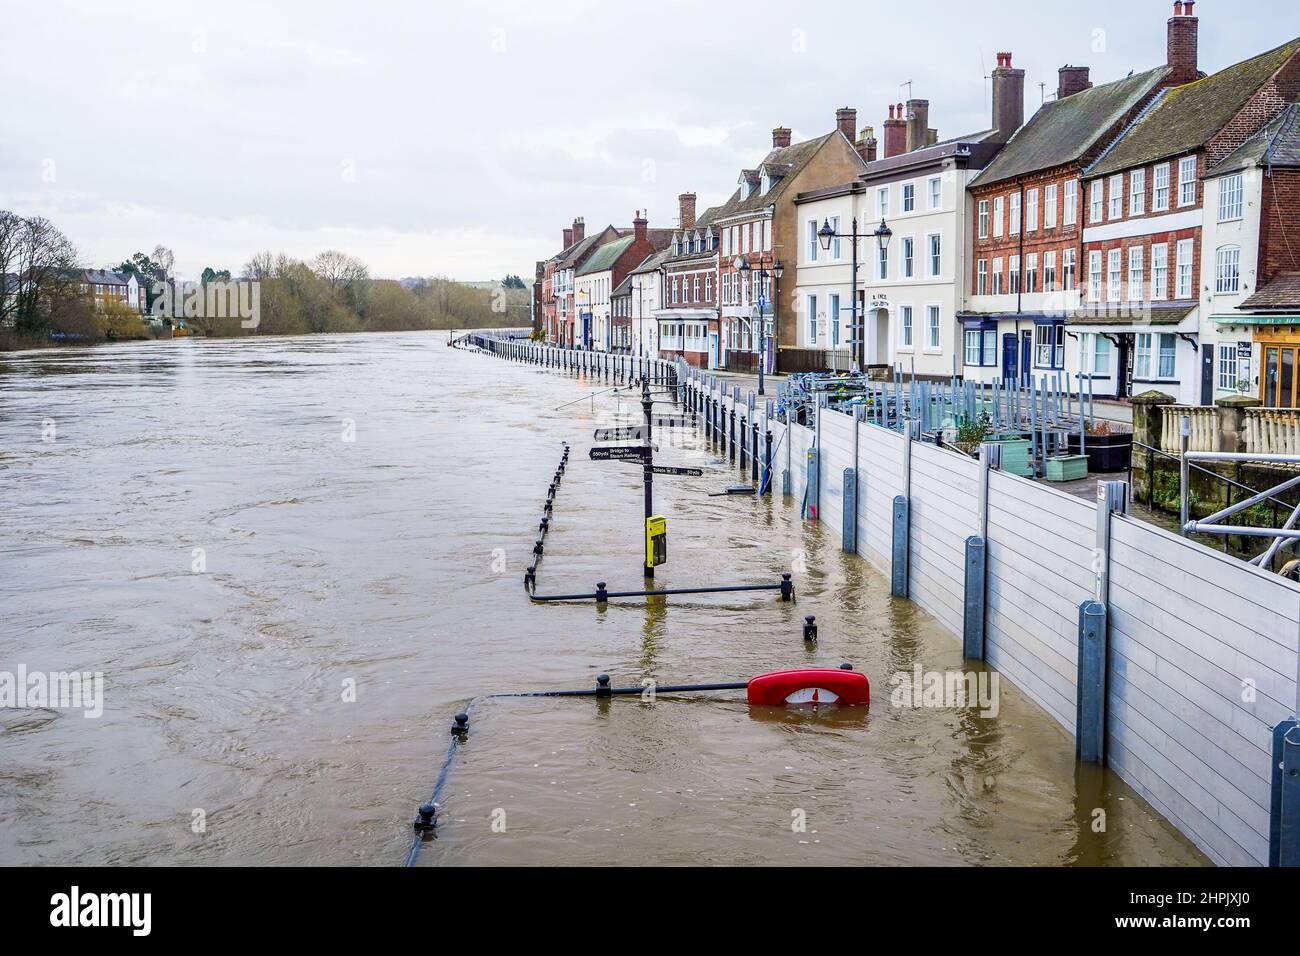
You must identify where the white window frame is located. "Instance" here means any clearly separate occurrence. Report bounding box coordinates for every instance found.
[992,197,1004,238]
[927,232,942,278]
[1215,245,1241,294]
[1090,180,1105,223]
[899,305,914,349]
[806,219,818,262]
[1130,168,1146,216]
[901,236,915,279]
[925,304,941,351]
[1108,175,1123,220]
[1044,183,1058,229]
[928,176,942,210]
[1025,187,1039,232]
[1107,248,1122,302]
[1178,155,1197,207]
[1088,250,1103,301]
[902,181,916,213]
[1009,192,1021,235]
[1153,162,1170,211]
[1063,180,1078,226]
[977,259,988,296]
[978,199,989,239]
[877,186,889,219]
[1151,242,1168,301]
[1128,245,1144,302]
[1218,174,1244,222]
[1176,238,1194,298]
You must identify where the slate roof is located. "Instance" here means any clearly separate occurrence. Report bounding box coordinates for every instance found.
[612,274,634,298]
[576,235,635,276]
[664,205,722,265]
[970,66,1169,188]
[1240,274,1300,311]
[83,268,134,286]
[1090,38,1300,178]
[1067,303,1197,326]
[629,247,674,276]
[714,133,842,220]
[1209,104,1300,175]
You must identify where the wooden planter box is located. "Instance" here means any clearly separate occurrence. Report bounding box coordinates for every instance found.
[1067,432,1132,473]
[988,438,1033,477]
[1045,454,1089,482]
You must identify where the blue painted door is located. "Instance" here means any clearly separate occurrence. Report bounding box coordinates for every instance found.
[1002,333,1017,382]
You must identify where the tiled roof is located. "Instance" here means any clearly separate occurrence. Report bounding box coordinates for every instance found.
[1067,303,1196,326]
[1090,38,1300,177]
[664,205,721,265]
[971,66,1169,188]
[629,247,673,276]
[83,268,133,285]
[1209,104,1300,175]
[576,235,635,276]
[612,274,634,297]
[1240,273,1300,311]
[714,133,840,220]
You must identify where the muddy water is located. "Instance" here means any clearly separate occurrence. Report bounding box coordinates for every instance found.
[0,332,1206,866]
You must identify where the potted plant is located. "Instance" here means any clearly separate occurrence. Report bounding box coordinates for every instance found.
[1067,417,1132,472]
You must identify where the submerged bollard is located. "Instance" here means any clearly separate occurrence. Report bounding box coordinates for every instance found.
[780,572,794,602]
[595,581,609,603]
[595,674,612,698]
[803,615,818,642]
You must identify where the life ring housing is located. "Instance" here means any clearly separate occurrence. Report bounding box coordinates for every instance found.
[746,668,870,707]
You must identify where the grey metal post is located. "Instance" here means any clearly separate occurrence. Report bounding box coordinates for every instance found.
[963,443,999,660]
[842,467,857,552]
[1077,479,1129,765]
[891,419,916,598]
[1271,717,1300,867]
[1179,414,1191,535]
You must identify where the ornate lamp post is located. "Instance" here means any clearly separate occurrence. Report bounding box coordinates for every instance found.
[735,255,784,395]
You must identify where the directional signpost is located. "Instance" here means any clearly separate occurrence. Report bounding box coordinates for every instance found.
[589,445,651,462]
[593,425,647,442]
[651,466,704,477]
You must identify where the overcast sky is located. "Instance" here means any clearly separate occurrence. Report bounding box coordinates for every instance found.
[1,0,1292,282]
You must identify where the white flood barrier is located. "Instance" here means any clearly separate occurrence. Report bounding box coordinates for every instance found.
[479,339,1300,867]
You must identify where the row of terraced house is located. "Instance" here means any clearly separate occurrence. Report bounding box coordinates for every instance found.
[531,2,1300,408]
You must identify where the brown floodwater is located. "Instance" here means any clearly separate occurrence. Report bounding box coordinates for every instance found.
[0,331,1207,866]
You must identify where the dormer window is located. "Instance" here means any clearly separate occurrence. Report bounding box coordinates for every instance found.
[760,169,771,194]
[739,174,753,200]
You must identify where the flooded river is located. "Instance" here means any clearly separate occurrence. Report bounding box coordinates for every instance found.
[0,331,1206,865]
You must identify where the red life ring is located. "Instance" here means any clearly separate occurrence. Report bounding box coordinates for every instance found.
[746,669,870,707]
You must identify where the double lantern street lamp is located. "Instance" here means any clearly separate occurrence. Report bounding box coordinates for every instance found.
[734,255,783,395]
[816,217,892,373]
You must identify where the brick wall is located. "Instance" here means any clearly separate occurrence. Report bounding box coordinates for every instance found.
[969,166,1084,294]
[1082,227,1199,303]
[1259,169,1300,284]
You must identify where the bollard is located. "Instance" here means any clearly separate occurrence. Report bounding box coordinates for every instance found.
[539,516,549,533]
[803,615,818,642]
[962,537,986,659]
[1076,600,1107,764]
[534,538,544,558]
[524,565,536,589]
[729,406,737,463]
[780,572,794,602]
[806,448,820,521]
[739,414,748,470]
[763,430,773,496]
[1271,718,1300,866]
[596,673,612,697]
[413,803,438,834]
[452,712,469,737]
[595,581,609,603]
[751,419,760,483]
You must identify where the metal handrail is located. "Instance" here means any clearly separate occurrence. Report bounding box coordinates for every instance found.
[1131,440,1294,511]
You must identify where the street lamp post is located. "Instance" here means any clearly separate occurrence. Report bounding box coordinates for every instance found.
[735,255,783,395]
[818,216,891,373]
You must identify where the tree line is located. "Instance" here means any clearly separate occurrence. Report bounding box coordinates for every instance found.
[0,209,530,348]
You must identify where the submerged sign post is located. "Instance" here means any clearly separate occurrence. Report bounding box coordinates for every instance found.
[593,425,647,443]
[589,445,651,462]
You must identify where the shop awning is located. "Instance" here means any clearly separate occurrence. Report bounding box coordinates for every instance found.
[1210,313,1300,326]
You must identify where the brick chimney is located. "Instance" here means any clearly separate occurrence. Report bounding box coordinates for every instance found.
[1167,1,1199,85]
[772,127,792,148]
[678,193,697,230]
[572,217,585,244]
[990,52,1025,144]
[856,126,878,163]
[905,99,930,153]
[563,227,573,248]
[883,104,907,158]
[633,210,648,243]
[836,107,857,143]
[1057,65,1093,99]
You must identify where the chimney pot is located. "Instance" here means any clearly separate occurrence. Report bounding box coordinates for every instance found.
[678,192,697,230]
[772,126,792,148]
[883,106,907,158]
[1167,0,1199,84]
[836,107,857,143]
[905,98,930,153]
[990,50,1025,144]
